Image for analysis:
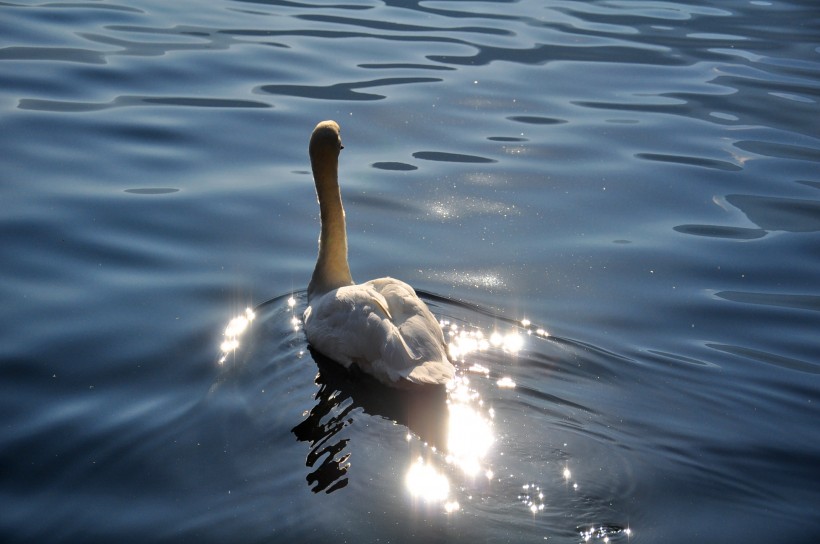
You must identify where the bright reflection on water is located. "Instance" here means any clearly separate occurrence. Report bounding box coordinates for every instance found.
[218,307,255,364]
[218,296,300,365]
[518,482,546,514]
[403,373,495,512]
[406,457,450,502]
[579,525,633,543]
[403,318,537,511]
[445,319,527,360]
[445,378,494,477]
[496,376,516,388]
[287,296,300,331]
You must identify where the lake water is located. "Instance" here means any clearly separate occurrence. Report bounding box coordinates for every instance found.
[1,0,819,542]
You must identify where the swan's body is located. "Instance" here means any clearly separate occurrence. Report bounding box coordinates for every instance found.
[303,120,455,387]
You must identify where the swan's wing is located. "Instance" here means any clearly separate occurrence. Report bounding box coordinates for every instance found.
[304,280,453,385]
[367,278,454,385]
[304,284,414,382]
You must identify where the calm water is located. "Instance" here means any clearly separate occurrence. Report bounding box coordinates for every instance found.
[2,0,819,542]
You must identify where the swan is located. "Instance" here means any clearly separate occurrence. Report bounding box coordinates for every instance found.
[303,120,455,388]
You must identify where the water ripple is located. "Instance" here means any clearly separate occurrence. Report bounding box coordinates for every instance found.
[636,152,742,171]
[413,151,496,163]
[19,95,270,112]
[258,76,442,101]
[734,140,820,163]
[358,61,454,71]
[726,194,820,232]
[715,291,820,313]
[10,1,143,13]
[673,224,766,240]
[0,45,105,64]
[707,343,820,375]
[507,115,566,125]
[429,43,682,67]
[298,13,513,37]
[371,161,417,171]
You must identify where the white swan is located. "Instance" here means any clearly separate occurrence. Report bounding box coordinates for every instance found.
[303,120,455,388]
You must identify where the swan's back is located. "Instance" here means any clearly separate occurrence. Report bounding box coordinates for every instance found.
[304,278,454,387]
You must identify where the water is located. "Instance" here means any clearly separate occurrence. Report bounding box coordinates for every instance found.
[1,0,819,542]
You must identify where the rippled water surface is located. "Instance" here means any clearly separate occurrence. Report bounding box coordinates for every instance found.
[2,1,819,543]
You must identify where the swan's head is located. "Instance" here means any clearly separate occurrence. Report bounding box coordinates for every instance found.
[310,120,343,158]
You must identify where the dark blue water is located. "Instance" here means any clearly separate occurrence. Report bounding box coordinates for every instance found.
[2,1,819,542]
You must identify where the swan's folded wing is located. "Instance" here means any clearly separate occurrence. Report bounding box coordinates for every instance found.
[304,286,387,367]
[305,282,453,385]
[304,286,411,379]
[368,279,453,384]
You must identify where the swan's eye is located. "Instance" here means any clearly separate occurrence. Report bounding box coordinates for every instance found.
[340,144,344,150]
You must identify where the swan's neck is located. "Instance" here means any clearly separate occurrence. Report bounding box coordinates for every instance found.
[308,150,353,300]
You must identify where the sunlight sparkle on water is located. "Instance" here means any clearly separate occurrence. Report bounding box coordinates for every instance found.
[579,525,632,542]
[518,483,546,514]
[445,378,494,476]
[448,324,523,361]
[224,309,254,337]
[497,376,516,388]
[406,457,449,503]
[218,307,255,363]
[490,330,523,353]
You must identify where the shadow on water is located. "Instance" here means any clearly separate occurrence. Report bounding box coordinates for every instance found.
[292,347,448,494]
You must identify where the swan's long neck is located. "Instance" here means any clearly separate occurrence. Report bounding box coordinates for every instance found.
[308,147,354,300]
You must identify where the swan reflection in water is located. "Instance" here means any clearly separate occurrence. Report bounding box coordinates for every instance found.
[291,347,451,494]
[217,300,525,504]
[291,314,528,508]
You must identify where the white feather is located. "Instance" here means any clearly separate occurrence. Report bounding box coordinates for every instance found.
[304,278,454,386]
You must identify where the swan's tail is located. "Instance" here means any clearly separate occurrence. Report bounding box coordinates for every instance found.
[406,359,455,386]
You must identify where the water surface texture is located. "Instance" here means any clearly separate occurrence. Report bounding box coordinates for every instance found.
[1,1,819,543]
